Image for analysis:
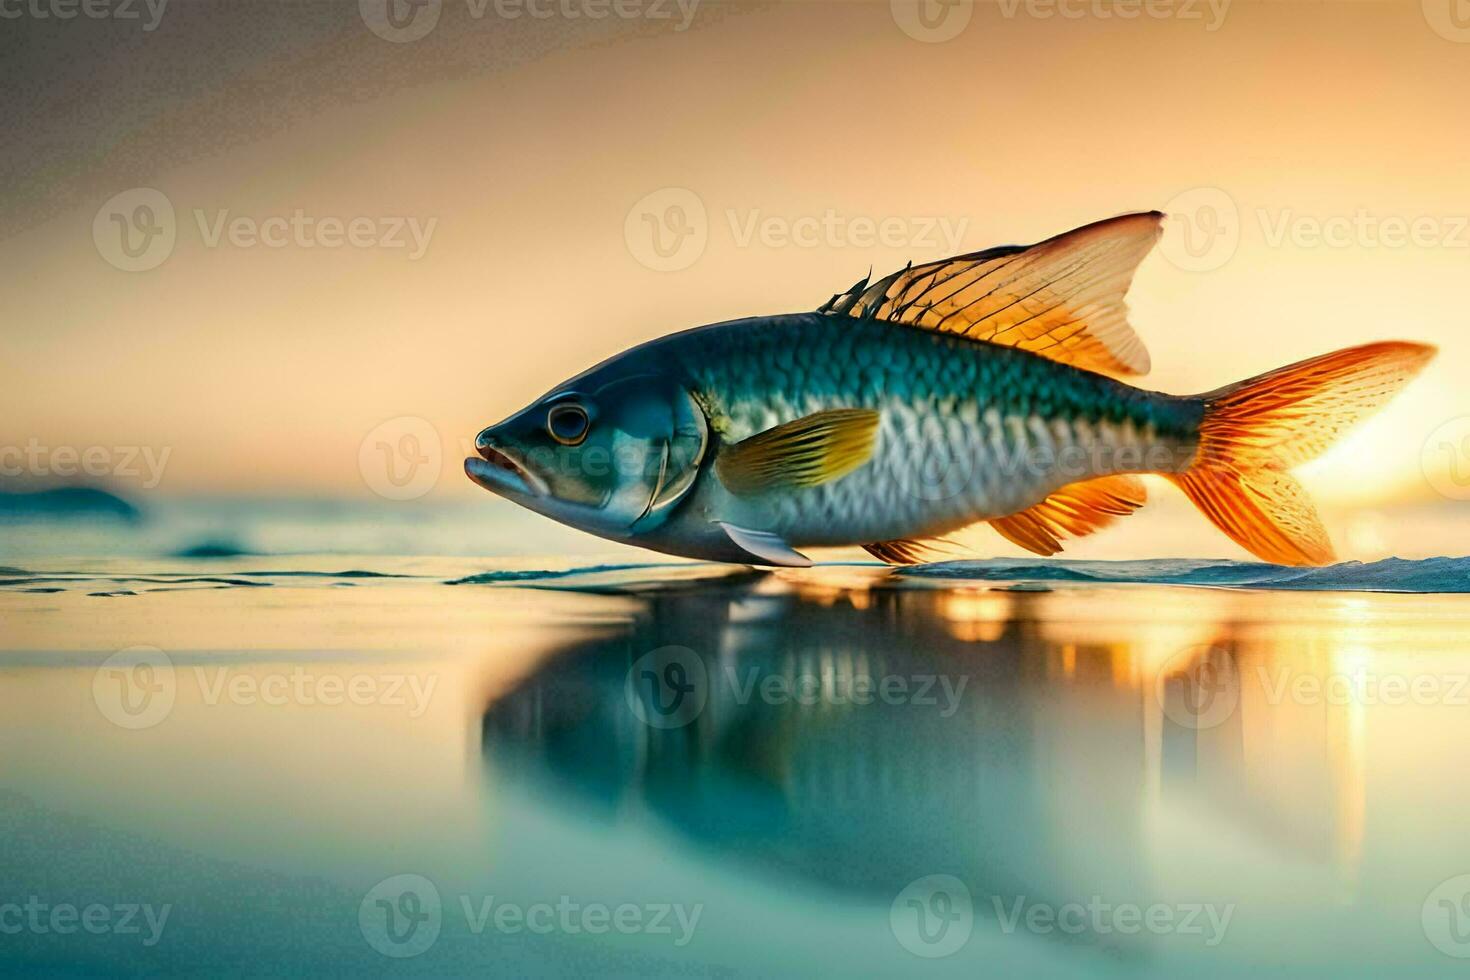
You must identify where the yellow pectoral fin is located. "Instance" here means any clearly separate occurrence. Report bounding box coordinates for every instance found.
[715,408,880,495]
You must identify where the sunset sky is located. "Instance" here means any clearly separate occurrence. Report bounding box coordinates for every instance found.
[5,0,1468,509]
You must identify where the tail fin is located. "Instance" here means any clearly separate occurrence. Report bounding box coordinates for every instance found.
[1170,341,1436,566]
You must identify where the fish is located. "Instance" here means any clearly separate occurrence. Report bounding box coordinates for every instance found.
[465,211,1435,567]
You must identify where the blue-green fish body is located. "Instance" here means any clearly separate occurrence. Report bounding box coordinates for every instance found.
[467,213,1432,567]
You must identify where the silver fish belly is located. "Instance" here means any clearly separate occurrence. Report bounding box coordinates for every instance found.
[658,314,1199,549]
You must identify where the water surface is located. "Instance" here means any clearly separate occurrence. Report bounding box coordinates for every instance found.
[6,558,1470,976]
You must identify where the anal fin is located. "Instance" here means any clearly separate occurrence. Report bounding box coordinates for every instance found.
[863,475,1147,566]
[989,474,1147,557]
[862,538,958,565]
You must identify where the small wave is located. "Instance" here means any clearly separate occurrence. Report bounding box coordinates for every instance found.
[901,556,1470,593]
[448,564,650,585]
[173,540,254,559]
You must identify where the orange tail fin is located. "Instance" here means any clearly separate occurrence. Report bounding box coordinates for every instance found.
[1170,341,1436,566]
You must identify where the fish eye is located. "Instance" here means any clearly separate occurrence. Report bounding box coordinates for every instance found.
[547,403,590,445]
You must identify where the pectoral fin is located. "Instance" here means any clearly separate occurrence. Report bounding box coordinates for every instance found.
[718,522,812,568]
[715,408,879,495]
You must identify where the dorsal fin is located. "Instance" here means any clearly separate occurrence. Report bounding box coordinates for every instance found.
[818,212,1161,377]
[862,475,1148,565]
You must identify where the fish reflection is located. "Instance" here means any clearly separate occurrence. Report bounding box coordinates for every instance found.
[480,573,1369,944]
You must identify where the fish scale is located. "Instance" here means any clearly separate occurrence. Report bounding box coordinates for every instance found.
[671,313,1202,547]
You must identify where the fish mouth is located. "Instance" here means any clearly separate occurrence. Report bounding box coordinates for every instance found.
[465,444,547,498]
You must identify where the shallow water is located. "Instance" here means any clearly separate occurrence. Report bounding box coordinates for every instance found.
[6,557,1470,977]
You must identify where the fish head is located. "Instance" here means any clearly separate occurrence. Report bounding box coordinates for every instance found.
[466,366,708,538]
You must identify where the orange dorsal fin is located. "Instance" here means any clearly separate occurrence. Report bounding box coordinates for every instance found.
[819,212,1161,377]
